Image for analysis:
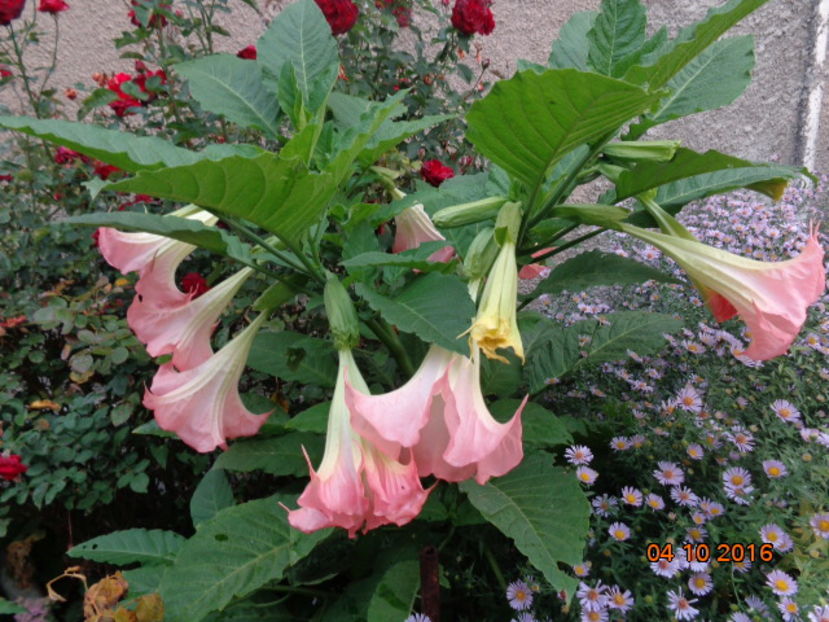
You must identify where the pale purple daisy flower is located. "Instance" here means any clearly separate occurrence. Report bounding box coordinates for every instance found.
[676,385,703,413]
[766,569,798,596]
[572,561,592,578]
[809,512,829,539]
[608,522,630,542]
[621,486,643,507]
[579,610,608,622]
[565,445,593,466]
[654,461,684,486]
[576,581,608,612]
[666,588,699,620]
[722,466,752,489]
[809,605,829,622]
[650,556,683,579]
[728,427,755,453]
[729,613,751,622]
[609,436,631,451]
[779,597,800,621]
[591,494,617,517]
[687,572,713,596]
[510,613,536,622]
[606,585,634,612]
[685,525,707,543]
[405,615,431,622]
[762,459,788,478]
[576,466,599,485]
[506,580,533,611]
[671,486,699,507]
[686,443,704,460]
[771,399,802,424]
[645,493,665,511]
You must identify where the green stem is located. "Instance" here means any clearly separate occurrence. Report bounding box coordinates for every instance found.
[9,23,40,116]
[365,318,415,377]
[37,15,60,102]
[221,216,309,274]
[483,544,507,595]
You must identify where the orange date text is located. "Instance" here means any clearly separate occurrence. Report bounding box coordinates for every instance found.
[645,542,774,563]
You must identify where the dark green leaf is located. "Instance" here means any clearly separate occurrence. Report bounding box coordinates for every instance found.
[366,560,420,619]
[0,116,199,171]
[624,0,770,88]
[177,55,281,139]
[587,0,647,77]
[460,454,590,595]
[355,273,475,355]
[191,470,234,528]
[628,35,754,137]
[491,400,573,449]
[534,250,678,296]
[214,433,324,477]
[247,331,337,387]
[549,11,597,70]
[69,529,185,565]
[105,153,337,243]
[159,496,329,622]
[284,402,330,434]
[466,69,658,190]
[342,241,454,272]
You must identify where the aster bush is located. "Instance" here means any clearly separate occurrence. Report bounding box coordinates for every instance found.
[1,0,827,619]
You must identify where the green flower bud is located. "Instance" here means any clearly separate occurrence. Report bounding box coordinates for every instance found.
[324,277,360,351]
[432,196,507,228]
[603,140,681,162]
[494,201,523,246]
[463,227,498,283]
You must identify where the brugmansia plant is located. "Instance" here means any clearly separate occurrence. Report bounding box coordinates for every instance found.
[4,0,824,618]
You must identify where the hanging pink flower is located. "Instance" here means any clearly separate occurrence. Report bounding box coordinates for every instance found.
[143,314,270,452]
[96,209,217,308]
[127,268,253,371]
[288,349,431,537]
[392,203,455,263]
[346,345,525,485]
[622,222,826,360]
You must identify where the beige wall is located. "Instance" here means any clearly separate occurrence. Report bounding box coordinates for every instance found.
[2,0,827,172]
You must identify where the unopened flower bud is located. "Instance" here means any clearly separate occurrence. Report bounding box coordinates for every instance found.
[433,196,506,228]
[324,277,360,351]
[602,140,681,163]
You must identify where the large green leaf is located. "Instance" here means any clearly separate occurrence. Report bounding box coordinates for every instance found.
[586,0,647,77]
[624,0,770,88]
[68,529,185,566]
[342,241,455,273]
[366,560,420,620]
[549,11,597,70]
[105,153,336,243]
[525,311,682,392]
[460,454,590,595]
[466,69,658,190]
[256,0,338,112]
[615,148,805,203]
[490,400,573,449]
[64,211,256,267]
[191,470,234,528]
[0,599,27,615]
[628,35,754,138]
[247,331,337,387]
[177,55,281,139]
[159,496,329,622]
[0,116,200,171]
[214,433,324,477]
[355,273,474,355]
[534,249,678,296]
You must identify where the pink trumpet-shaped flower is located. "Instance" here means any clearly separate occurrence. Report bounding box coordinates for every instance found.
[346,345,525,485]
[288,350,430,537]
[143,313,270,452]
[128,268,254,370]
[392,203,455,263]
[622,222,826,360]
[97,209,217,307]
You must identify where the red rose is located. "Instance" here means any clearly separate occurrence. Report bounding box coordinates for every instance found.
[314,0,358,35]
[38,0,68,13]
[0,454,27,481]
[451,0,494,36]
[0,0,25,25]
[54,146,87,165]
[0,65,11,79]
[236,45,257,60]
[132,69,167,99]
[420,159,455,187]
[180,272,210,298]
[92,161,121,180]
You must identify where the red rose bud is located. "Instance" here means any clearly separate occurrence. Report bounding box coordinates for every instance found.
[314,0,358,35]
[128,0,169,28]
[451,0,494,36]
[236,45,257,60]
[180,272,210,298]
[93,161,121,180]
[134,60,148,73]
[64,87,77,99]
[38,0,68,13]
[420,159,455,187]
[0,0,25,25]
[0,454,28,481]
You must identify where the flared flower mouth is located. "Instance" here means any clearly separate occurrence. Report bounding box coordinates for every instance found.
[621,222,826,360]
[468,239,524,362]
[392,203,455,263]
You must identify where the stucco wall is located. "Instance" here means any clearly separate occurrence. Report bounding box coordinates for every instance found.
[1,0,827,172]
